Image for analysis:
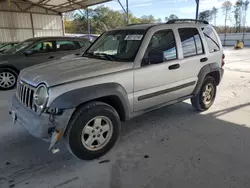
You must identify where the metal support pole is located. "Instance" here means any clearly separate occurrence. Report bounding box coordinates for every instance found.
[195,0,199,20]
[30,13,35,37]
[117,0,129,25]
[87,8,90,39]
[126,0,129,25]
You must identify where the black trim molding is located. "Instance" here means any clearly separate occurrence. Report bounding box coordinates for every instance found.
[138,81,196,101]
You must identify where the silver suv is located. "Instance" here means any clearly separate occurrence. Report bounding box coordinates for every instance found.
[9,19,224,160]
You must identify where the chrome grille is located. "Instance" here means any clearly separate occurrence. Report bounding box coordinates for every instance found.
[17,80,35,109]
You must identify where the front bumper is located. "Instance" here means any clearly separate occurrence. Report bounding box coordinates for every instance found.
[9,95,75,140]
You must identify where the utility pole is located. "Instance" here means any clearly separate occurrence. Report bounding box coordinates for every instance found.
[195,0,200,20]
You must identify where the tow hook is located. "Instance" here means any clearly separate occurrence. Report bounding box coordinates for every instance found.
[48,128,63,154]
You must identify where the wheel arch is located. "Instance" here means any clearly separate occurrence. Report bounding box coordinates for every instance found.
[49,83,131,121]
[0,64,19,74]
[193,63,222,95]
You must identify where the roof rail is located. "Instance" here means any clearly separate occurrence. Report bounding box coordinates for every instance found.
[166,19,209,24]
[127,23,153,26]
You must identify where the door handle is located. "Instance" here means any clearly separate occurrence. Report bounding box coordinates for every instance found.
[49,56,55,59]
[168,64,180,70]
[200,57,208,62]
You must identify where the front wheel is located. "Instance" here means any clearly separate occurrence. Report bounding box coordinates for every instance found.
[191,76,217,111]
[64,101,121,160]
[0,68,18,90]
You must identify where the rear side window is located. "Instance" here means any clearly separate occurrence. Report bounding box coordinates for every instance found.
[178,28,204,58]
[203,27,220,53]
[56,40,80,51]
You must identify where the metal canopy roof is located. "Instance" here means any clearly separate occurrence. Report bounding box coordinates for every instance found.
[1,0,113,14]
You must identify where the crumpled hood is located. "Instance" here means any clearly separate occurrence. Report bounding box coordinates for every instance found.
[19,57,133,87]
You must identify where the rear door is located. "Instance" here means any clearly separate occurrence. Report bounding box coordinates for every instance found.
[174,27,207,84]
[201,25,223,67]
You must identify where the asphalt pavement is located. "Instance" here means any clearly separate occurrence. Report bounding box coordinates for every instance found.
[1,48,250,188]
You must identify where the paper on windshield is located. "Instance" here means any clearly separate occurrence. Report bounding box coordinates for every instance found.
[125,35,143,41]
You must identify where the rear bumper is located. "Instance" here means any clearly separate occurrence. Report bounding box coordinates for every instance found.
[9,95,74,140]
[219,68,224,84]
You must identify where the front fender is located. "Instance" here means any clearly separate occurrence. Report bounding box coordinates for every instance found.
[49,83,130,119]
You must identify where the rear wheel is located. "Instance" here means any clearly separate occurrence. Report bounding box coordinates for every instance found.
[64,101,121,160]
[0,68,18,90]
[191,76,217,111]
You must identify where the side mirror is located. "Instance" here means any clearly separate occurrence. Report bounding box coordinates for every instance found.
[142,50,164,66]
[24,50,35,56]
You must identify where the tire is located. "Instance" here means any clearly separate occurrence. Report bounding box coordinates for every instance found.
[191,76,217,111]
[0,68,18,91]
[64,101,121,160]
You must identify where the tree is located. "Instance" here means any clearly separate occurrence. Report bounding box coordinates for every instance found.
[157,18,162,23]
[211,7,218,26]
[199,10,212,22]
[243,0,249,31]
[140,15,156,23]
[165,14,178,22]
[234,0,243,32]
[221,1,232,31]
[63,11,75,21]
[64,5,159,34]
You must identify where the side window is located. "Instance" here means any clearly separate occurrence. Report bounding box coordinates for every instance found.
[145,29,177,65]
[56,40,80,51]
[178,28,204,58]
[203,26,220,53]
[29,41,53,54]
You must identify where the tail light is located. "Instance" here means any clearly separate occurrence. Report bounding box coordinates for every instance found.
[222,54,225,67]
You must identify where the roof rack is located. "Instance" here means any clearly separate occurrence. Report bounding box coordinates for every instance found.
[166,19,209,24]
[127,23,155,26]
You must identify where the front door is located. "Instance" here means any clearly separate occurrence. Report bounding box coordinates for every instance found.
[17,40,56,69]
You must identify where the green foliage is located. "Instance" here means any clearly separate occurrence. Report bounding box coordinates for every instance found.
[64,6,162,34]
[64,7,183,34]
[165,14,179,22]
[199,10,212,22]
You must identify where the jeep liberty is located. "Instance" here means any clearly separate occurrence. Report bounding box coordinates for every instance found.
[9,19,224,160]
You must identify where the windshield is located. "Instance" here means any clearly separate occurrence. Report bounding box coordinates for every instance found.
[84,30,145,62]
[4,40,34,54]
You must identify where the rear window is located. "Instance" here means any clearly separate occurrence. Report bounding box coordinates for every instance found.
[203,26,220,53]
[178,28,204,58]
[56,40,80,51]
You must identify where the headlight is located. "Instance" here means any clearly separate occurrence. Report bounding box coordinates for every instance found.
[34,84,49,109]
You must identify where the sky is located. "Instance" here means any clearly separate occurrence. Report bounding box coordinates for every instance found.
[90,0,250,26]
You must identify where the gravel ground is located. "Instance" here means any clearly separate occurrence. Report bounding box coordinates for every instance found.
[1,48,250,188]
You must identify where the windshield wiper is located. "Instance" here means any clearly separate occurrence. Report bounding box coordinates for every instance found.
[83,52,114,61]
[94,53,114,61]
